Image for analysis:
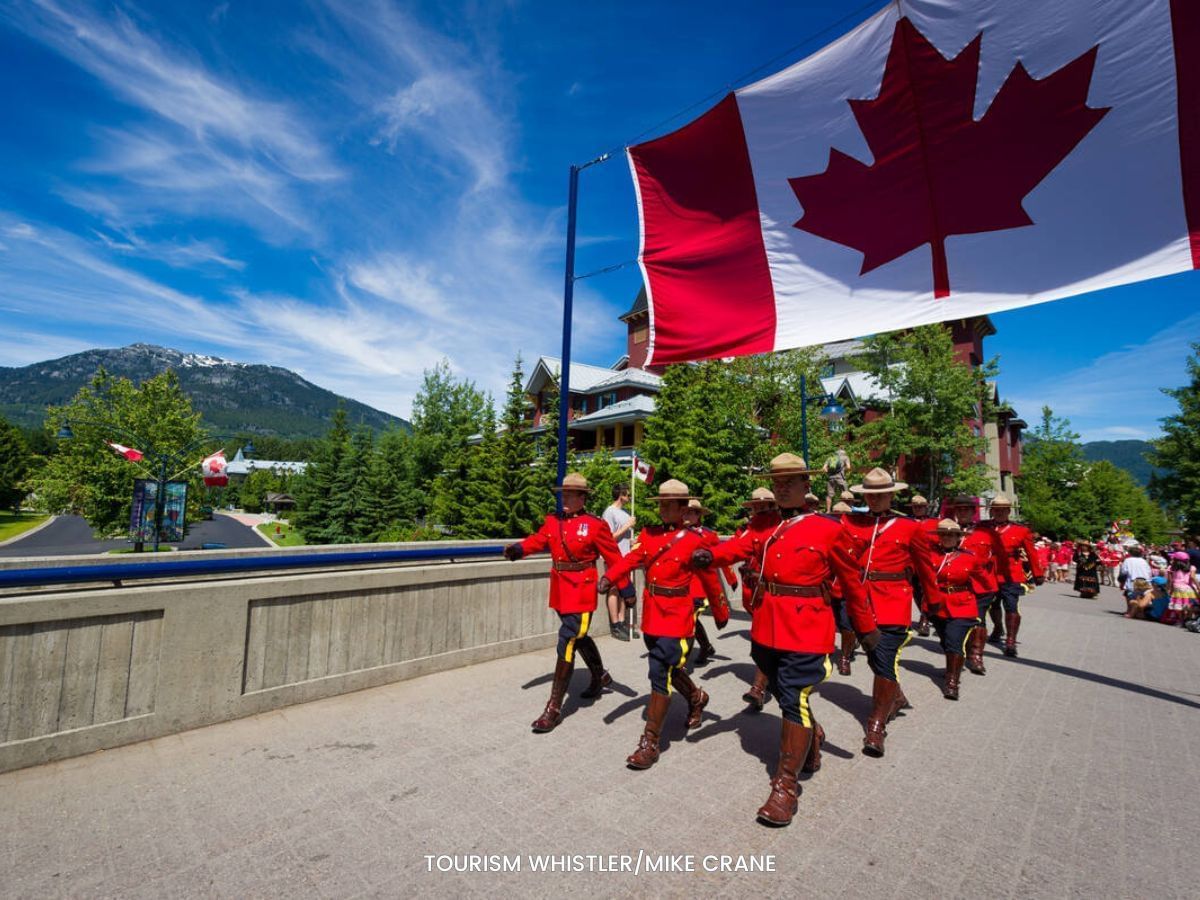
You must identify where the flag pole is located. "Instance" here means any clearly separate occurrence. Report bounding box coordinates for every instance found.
[556,153,610,514]
[630,453,636,517]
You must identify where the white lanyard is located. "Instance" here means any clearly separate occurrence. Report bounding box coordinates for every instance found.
[861,515,898,582]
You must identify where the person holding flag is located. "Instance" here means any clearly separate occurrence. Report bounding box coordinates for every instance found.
[503,473,625,734]
[691,453,878,827]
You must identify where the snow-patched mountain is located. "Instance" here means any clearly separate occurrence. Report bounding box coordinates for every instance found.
[0,343,406,437]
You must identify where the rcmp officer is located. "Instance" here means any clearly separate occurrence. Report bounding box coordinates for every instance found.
[841,468,937,758]
[681,498,738,667]
[597,480,729,770]
[692,453,878,827]
[949,496,1004,675]
[927,519,987,700]
[737,487,777,711]
[504,473,624,733]
[987,494,1045,657]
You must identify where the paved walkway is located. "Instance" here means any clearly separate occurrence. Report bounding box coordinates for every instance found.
[0,514,268,558]
[3,582,1198,898]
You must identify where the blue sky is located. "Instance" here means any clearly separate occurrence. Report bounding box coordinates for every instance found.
[0,0,1195,441]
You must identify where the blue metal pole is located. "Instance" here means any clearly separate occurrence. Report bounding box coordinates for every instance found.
[557,163,580,514]
[801,372,809,464]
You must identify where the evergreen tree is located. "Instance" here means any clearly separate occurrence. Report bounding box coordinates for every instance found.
[535,370,562,511]
[496,356,540,536]
[327,426,376,543]
[409,360,489,517]
[1149,342,1200,535]
[292,406,351,543]
[0,416,30,511]
[369,428,422,539]
[462,405,505,538]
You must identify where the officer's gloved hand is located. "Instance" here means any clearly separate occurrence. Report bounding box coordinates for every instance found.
[596,576,612,595]
[691,548,713,569]
[858,628,882,653]
[503,543,524,561]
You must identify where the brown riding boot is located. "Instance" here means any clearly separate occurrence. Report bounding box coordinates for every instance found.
[863,677,898,758]
[966,625,988,675]
[916,613,931,637]
[1004,612,1021,657]
[757,719,813,826]
[888,685,912,721]
[743,669,769,711]
[627,691,671,769]
[532,659,573,732]
[943,653,963,700]
[838,629,855,675]
[988,604,1005,644]
[672,669,709,729]
[802,722,825,774]
[575,638,612,699]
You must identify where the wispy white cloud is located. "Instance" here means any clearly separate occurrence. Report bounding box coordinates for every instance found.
[92,229,244,271]
[6,0,341,238]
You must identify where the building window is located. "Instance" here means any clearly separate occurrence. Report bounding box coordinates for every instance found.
[632,326,649,343]
[821,362,835,378]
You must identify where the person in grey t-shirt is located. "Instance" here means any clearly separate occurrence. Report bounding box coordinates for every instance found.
[603,485,637,641]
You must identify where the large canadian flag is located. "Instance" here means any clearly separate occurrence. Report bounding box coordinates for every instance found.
[628,0,1200,365]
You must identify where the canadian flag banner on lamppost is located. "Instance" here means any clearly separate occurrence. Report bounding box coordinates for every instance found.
[201,450,229,487]
[105,440,144,462]
[627,0,1200,366]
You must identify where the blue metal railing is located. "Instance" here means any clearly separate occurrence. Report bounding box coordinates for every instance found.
[0,545,509,589]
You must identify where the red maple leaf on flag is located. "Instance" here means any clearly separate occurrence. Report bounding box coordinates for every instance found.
[788,17,1110,298]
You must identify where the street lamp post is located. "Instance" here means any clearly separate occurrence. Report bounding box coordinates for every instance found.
[799,372,847,463]
[56,422,253,552]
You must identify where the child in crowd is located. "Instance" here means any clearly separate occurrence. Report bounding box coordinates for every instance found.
[1164,552,1199,626]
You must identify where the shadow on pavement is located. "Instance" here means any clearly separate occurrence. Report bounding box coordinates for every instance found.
[815,681,871,728]
[1006,655,1200,710]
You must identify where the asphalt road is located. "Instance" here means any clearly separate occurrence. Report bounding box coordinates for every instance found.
[0,513,268,558]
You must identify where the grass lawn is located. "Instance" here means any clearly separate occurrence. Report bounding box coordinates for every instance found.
[0,511,50,543]
[257,521,306,547]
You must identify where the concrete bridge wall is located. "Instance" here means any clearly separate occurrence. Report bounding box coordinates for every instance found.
[0,544,564,773]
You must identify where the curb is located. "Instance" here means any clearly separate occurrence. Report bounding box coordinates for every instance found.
[0,514,58,548]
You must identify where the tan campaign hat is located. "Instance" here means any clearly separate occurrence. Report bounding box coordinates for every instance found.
[686,498,711,516]
[911,494,929,506]
[649,478,699,501]
[850,467,908,494]
[936,518,962,534]
[832,501,852,514]
[759,452,820,478]
[553,472,592,493]
[991,494,1013,508]
[742,487,776,507]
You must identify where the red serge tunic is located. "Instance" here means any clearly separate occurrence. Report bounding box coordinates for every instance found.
[519,513,623,614]
[689,525,738,598]
[961,525,1005,594]
[602,526,723,639]
[840,513,937,627]
[708,512,875,653]
[992,522,1044,583]
[927,548,984,619]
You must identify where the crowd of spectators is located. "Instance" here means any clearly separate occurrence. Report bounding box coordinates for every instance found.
[1035,536,1200,628]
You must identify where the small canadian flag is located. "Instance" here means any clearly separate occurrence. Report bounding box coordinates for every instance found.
[201,450,229,487]
[632,454,655,485]
[105,440,144,462]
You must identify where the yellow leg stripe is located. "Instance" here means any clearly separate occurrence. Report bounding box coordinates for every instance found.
[958,625,971,656]
[894,629,915,681]
[564,613,590,664]
[798,655,834,728]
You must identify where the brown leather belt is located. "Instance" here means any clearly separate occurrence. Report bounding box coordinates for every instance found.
[648,583,689,597]
[764,581,826,598]
[865,570,910,581]
[940,582,972,593]
[553,560,594,572]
